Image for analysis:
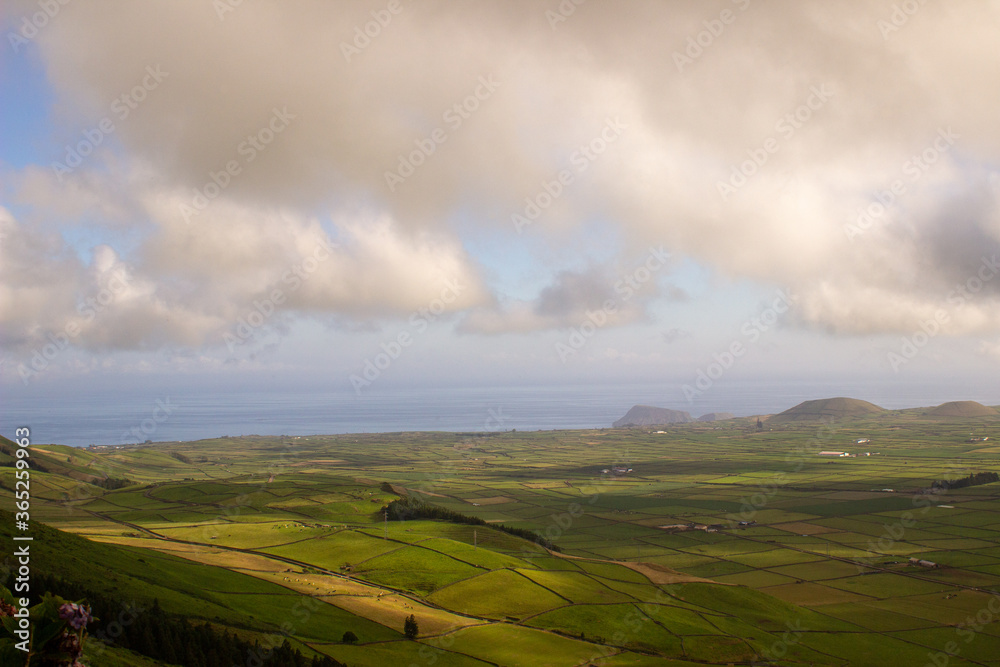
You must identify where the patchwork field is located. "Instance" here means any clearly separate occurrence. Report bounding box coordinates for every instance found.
[3,406,1000,665]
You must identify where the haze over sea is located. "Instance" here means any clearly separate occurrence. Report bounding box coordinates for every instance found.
[3,377,997,448]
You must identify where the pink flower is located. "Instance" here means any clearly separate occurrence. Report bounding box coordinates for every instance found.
[58,602,93,630]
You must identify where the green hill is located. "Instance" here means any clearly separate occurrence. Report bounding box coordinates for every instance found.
[0,509,356,665]
[768,397,885,423]
[698,412,735,422]
[0,434,133,487]
[926,400,998,417]
[613,405,692,427]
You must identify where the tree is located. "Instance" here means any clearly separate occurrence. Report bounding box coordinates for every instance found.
[403,614,418,639]
[342,630,358,644]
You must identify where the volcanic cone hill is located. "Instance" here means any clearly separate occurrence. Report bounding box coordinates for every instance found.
[768,397,885,423]
[927,401,999,417]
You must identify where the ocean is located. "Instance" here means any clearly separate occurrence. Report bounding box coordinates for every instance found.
[2,378,996,447]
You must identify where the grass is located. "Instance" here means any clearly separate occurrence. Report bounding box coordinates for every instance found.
[443,623,607,667]
[526,603,682,653]
[428,570,568,619]
[352,545,484,594]
[86,644,177,667]
[889,627,1000,664]
[207,592,401,642]
[262,531,403,570]
[796,632,962,666]
[570,559,651,582]
[320,639,494,667]
[7,409,1000,666]
[415,537,531,570]
[514,569,634,604]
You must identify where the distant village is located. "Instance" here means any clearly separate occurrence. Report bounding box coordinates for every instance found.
[86,444,127,451]
[817,433,989,459]
[817,439,879,458]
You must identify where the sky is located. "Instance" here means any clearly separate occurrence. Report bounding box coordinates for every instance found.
[1,0,999,407]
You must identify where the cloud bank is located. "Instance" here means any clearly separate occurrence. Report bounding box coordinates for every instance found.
[2,0,999,359]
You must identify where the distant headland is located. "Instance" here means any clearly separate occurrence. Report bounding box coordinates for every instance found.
[612,397,999,428]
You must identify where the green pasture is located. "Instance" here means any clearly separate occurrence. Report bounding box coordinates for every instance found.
[6,409,1000,666]
[263,530,404,570]
[442,623,606,667]
[352,545,484,594]
[428,569,567,619]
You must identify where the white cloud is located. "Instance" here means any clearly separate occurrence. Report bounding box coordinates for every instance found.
[2,0,1000,361]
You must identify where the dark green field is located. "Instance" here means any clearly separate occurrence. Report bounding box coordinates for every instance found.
[3,405,1000,665]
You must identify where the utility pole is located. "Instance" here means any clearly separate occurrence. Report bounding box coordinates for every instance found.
[384,510,387,540]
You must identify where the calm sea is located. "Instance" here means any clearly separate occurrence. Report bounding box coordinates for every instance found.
[2,378,996,447]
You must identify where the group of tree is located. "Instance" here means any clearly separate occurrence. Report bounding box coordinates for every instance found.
[6,572,345,667]
[381,495,560,551]
[91,476,134,490]
[931,471,999,491]
[404,614,419,639]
